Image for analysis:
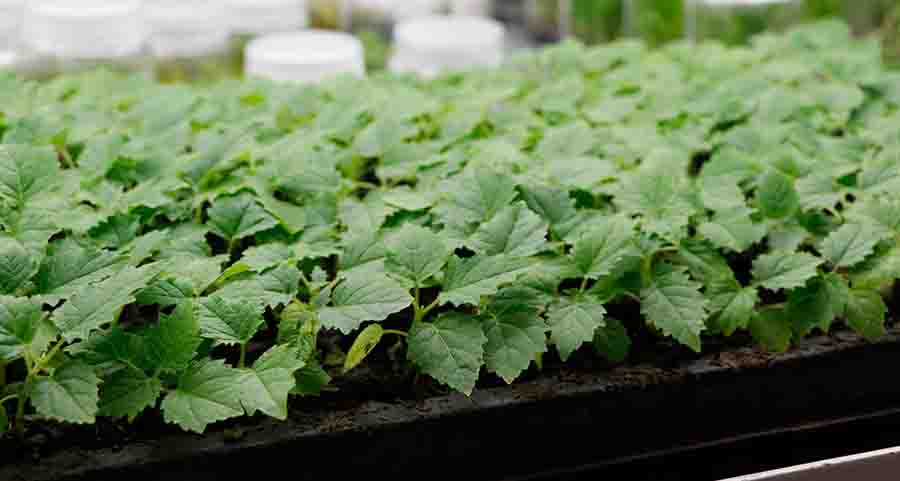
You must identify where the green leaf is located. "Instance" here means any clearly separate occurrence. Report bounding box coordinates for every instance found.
[850,246,900,289]
[407,312,487,395]
[158,255,228,296]
[438,255,532,307]
[698,207,766,253]
[518,184,578,234]
[0,236,38,294]
[53,263,163,342]
[0,296,55,361]
[240,243,294,273]
[135,278,194,307]
[592,318,631,363]
[207,192,278,242]
[787,274,849,337]
[752,251,822,291]
[749,310,792,353]
[859,152,900,195]
[708,285,758,336]
[214,263,301,309]
[614,167,694,240]
[318,272,412,334]
[161,358,244,433]
[98,369,162,421]
[31,361,100,424]
[845,288,887,341]
[699,175,746,211]
[757,170,799,219]
[469,202,549,257]
[640,266,707,352]
[143,301,201,372]
[385,224,451,286]
[482,305,548,383]
[571,215,634,279]
[292,358,331,396]
[35,238,124,304]
[547,298,606,361]
[239,344,305,419]
[197,296,265,346]
[0,144,59,206]
[435,165,518,224]
[820,222,891,269]
[343,323,384,374]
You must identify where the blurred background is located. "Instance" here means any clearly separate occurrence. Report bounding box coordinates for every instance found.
[0,0,897,84]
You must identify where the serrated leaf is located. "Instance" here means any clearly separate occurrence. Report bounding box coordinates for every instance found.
[240,243,294,273]
[571,215,634,280]
[384,224,450,286]
[0,296,55,361]
[0,144,59,206]
[750,309,792,353]
[614,167,694,240]
[699,175,746,211]
[518,184,578,234]
[0,236,37,294]
[407,312,486,395]
[197,296,265,346]
[547,298,606,361]
[592,318,631,363]
[757,170,799,219]
[292,358,331,396]
[640,266,707,352]
[708,285,758,336]
[35,238,124,304]
[135,278,194,307]
[53,263,163,342]
[469,202,549,257]
[239,344,305,419]
[859,152,900,195]
[158,255,227,296]
[787,274,849,337]
[31,361,100,424]
[143,301,201,372]
[482,305,548,383]
[752,251,822,291]
[98,369,162,421]
[438,255,532,307]
[698,207,766,253]
[214,263,301,309]
[845,288,887,341]
[318,272,412,334]
[850,246,900,289]
[820,222,891,269]
[207,192,278,242]
[161,358,244,433]
[436,165,518,224]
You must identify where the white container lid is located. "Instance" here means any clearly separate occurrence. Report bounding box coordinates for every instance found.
[390,15,505,77]
[449,0,492,17]
[225,0,308,36]
[244,30,365,83]
[0,0,23,38]
[144,0,230,58]
[23,0,145,60]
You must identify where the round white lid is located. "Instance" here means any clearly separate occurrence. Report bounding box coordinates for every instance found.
[224,0,308,35]
[394,15,505,55]
[23,0,145,59]
[244,30,365,83]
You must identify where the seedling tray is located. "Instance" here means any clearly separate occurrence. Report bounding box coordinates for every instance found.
[7,326,900,481]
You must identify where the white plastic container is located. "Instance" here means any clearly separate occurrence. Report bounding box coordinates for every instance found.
[22,0,149,79]
[0,0,23,71]
[224,0,309,74]
[244,30,365,83]
[686,0,805,45]
[389,15,506,78]
[449,0,493,16]
[145,0,233,83]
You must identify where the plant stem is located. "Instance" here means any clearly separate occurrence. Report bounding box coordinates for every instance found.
[578,277,590,294]
[238,343,247,369]
[382,329,408,338]
[14,355,35,441]
[0,394,17,404]
[0,361,5,388]
[415,298,440,323]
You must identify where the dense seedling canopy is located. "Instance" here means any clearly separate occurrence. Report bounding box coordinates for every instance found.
[1,20,899,437]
